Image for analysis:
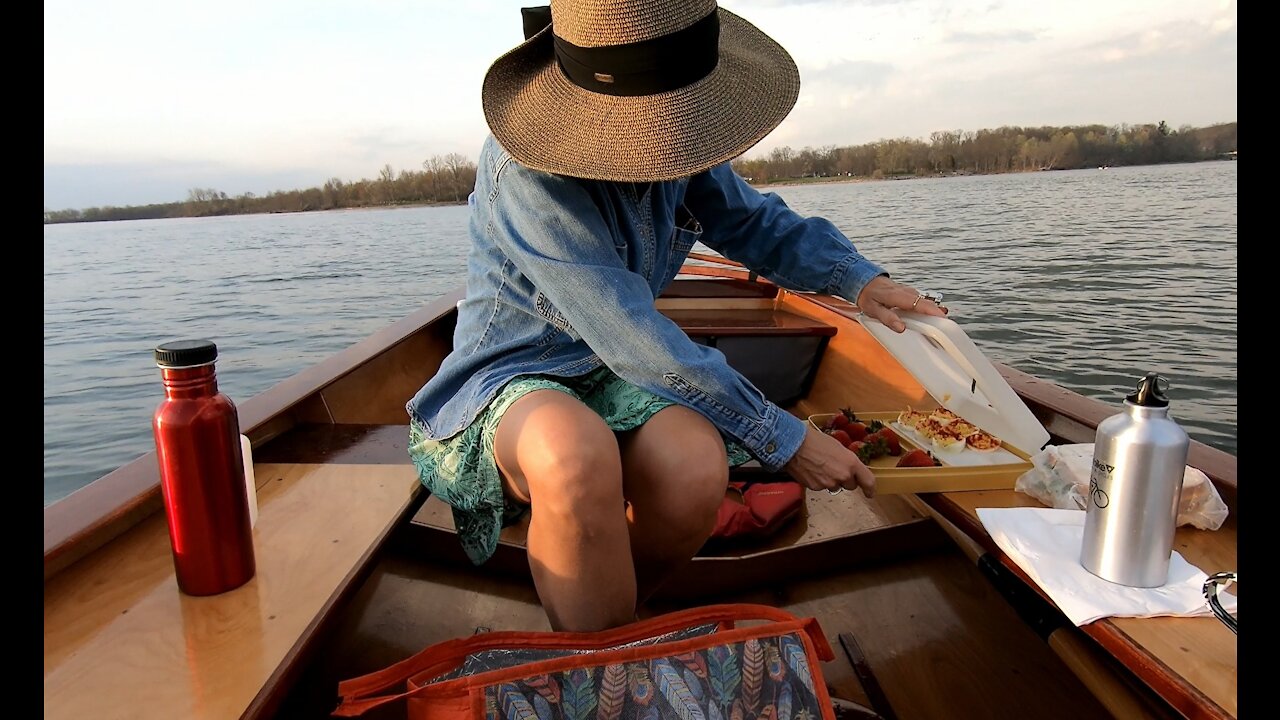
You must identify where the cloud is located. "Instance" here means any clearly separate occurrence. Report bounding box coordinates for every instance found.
[45,0,1235,210]
[1069,15,1236,65]
[942,29,1039,45]
[801,59,896,90]
[745,4,1236,156]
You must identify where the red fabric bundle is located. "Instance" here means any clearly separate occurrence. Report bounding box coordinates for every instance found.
[710,480,805,540]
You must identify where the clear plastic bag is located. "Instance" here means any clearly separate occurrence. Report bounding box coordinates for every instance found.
[1015,443,1229,530]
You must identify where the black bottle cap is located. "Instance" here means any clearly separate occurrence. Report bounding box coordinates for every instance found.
[1126,372,1170,407]
[154,339,218,368]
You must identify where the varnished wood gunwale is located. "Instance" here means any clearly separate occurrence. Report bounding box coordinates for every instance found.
[994,362,1237,514]
[42,289,464,579]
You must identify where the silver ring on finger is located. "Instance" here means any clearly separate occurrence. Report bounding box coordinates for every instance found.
[913,290,944,309]
[826,487,845,495]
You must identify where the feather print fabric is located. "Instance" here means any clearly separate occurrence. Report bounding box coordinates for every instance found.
[481,633,823,720]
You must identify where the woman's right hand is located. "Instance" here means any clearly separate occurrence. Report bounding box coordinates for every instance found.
[782,424,877,497]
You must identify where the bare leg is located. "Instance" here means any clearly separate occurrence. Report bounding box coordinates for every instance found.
[618,404,730,603]
[494,390,636,632]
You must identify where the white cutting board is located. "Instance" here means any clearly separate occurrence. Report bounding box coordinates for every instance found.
[856,311,1051,454]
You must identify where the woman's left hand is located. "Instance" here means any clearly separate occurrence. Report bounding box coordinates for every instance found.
[855,275,948,333]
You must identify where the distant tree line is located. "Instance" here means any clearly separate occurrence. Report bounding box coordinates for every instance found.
[731,121,1236,183]
[44,121,1235,224]
[44,153,479,224]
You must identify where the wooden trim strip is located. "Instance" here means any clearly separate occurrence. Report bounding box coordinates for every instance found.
[685,251,745,268]
[837,632,897,720]
[679,325,836,338]
[656,278,779,299]
[675,265,763,282]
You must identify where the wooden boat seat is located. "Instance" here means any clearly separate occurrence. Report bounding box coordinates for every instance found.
[246,417,948,628]
[403,461,950,600]
[662,306,837,407]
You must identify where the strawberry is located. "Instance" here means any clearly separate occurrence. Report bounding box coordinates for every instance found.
[870,427,902,456]
[863,436,889,461]
[896,449,941,467]
[831,412,851,430]
[829,429,852,446]
[847,438,887,463]
[845,422,869,442]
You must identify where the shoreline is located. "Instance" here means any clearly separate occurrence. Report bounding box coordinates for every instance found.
[47,160,1235,223]
[748,175,882,190]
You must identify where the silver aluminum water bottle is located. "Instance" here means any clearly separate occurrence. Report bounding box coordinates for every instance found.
[1080,373,1190,587]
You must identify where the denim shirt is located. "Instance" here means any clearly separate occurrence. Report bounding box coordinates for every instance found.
[407,135,887,472]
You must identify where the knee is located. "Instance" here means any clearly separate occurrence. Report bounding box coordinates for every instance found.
[654,435,730,537]
[685,450,731,534]
[523,423,624,520]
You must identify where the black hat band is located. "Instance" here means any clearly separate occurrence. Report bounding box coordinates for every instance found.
[523,6,721,97]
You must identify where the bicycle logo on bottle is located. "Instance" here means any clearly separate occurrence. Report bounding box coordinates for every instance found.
[1088,459,1113,509]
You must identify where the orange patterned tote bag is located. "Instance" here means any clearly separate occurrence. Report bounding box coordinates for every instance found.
[332,603,838,720]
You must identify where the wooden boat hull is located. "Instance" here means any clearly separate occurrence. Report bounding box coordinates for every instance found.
[44,269,1236,720]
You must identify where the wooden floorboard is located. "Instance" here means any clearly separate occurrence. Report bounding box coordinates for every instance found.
[646,550,1116,720]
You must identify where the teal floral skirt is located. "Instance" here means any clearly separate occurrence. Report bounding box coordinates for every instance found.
[408,366,752,565]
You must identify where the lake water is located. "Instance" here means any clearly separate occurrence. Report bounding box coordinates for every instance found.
[43,161,1237,507]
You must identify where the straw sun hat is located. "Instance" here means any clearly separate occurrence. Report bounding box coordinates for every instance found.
[481,0,800,182]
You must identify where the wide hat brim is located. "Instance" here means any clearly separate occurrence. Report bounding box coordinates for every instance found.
[481,8,800,182]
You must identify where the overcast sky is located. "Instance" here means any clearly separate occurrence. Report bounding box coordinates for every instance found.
[44,0,1236,211]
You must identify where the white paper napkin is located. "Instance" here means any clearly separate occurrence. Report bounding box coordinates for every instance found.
[976,507,1238,626]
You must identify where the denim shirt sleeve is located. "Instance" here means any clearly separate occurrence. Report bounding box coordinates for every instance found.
[686,163,888,303]
[485,155,807,471]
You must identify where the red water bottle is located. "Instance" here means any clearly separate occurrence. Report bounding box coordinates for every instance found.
[152,339,256,595]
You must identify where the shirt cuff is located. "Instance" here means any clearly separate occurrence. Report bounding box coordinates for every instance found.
[754,409,809,473]
[832,254,888,305]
